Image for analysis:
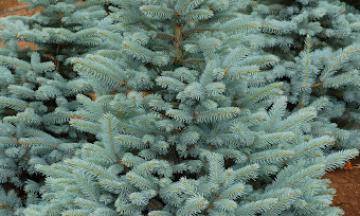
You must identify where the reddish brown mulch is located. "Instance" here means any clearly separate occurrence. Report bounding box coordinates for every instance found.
[0,0,39,17]
[325,157,360,216]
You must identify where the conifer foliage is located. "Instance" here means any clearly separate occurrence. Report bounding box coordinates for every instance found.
[248,0,360,150]
[21,1,358,216]
[0,1,110,214]
[0,0,358,216]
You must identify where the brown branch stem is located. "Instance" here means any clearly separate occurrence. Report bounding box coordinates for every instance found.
[174,24,183,64]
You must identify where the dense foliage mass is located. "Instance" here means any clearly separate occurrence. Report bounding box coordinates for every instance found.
[0,0,110,214]
[0,0,358,216]
[250,0,360,150]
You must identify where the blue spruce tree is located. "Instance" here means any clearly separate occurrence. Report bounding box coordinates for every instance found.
[247,0,360,150]
[23,1,358,215]
[0,1,112,214]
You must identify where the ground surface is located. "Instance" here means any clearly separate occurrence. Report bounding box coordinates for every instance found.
[0,0,36,17]
[325,157,360,216]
